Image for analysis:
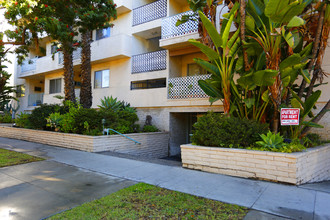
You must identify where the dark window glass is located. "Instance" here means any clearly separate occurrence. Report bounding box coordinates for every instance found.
[96,27,110,40]
[49,78,61,94]
[131,78,166,90]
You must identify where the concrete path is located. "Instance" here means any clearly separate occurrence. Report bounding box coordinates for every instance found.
[1,137,330,220]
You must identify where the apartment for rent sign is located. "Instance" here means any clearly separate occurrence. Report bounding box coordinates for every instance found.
[281,108,300,126]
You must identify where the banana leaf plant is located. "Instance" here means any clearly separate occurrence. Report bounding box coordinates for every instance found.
[189,3,240,114]
[242,0,313,132]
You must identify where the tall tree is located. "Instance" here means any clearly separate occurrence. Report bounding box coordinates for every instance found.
[3,0,78,102]
[75,0,117,108]
[0,33,16,111]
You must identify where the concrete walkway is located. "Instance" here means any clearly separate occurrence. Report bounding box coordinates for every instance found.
[1,137,330,220]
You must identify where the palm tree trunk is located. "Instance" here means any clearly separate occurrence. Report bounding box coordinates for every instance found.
[298,4,326,98]
[240,0,249,71]
[80,31,92,108]
[62,43,75,102]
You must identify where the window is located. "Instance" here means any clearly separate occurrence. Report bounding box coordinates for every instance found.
[94,69,110,88]
[187,63,208,76]
[96,27,110,40]
[51,45,59,54]
[131,78,166,90]
[16,85,25,97]
[49,78,62,94]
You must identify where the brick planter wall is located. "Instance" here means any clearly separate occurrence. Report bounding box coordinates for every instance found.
[0,126,169,158]
[181,144,330,185]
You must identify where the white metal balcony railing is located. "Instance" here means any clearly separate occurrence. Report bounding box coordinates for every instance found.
[132,0,167,26]
[58,48,82,64]
[28,93,44,106]
[162,11,198,39]
[20,57,38,73]
[168,74,211,99]
[132,50,167,73]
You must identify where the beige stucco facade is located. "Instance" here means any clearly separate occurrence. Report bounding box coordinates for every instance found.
[13,0,330,155]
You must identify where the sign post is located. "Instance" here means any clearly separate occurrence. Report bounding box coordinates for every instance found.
[280,108,300,126]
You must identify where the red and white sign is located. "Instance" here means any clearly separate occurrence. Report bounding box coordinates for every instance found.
[281,108,300,126]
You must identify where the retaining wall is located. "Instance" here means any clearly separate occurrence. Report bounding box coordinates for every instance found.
[181,144,330,185]
[0,126,169,158]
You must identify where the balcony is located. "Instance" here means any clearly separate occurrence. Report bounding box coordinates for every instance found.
[132,0,167,26]
[114,0,132,15]
[168,74,210,99]
[59,48,82,65]
[132,50,167,74]
[91,34,131,62]
[20,58,38,74]
[160,11,200,50]
[28,93,44,106]
[132,0,167,39]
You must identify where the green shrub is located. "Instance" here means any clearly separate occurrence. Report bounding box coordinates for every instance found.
[0,113,13,123]
[302,133,323,148]
[46,112,64,132]
[15,112,31,128]
[100,108,139,134]
[71,108,102,134]
[29,104,66,130]
[191,112,269,148]
[143,125,159,132]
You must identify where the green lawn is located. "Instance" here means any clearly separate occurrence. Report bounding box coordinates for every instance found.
[49,183,248,219]
[0,148,44,167]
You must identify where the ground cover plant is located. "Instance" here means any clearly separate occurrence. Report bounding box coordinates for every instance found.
[48,183,248,219]
[0,148,44,167]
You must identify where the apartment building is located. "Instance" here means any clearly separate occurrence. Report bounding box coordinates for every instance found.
[13,0,330,156]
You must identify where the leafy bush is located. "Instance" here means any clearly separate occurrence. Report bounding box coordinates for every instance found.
[29,104,66,130]
[71,108,102,134]
[191,112,269,148]
[0,113,13,123]
[143,125,159,132]
[302,133,323,148]
[46,112,64,132]
[15,112,31,128]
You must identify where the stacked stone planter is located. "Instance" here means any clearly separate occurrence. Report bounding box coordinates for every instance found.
[181,144,330,185]
[0,126,169,158]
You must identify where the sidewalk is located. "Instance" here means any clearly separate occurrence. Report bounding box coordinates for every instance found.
[1,137,329,220]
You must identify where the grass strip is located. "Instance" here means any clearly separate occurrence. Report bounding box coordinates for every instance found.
[49,182,248,219]
[0,148,44,168]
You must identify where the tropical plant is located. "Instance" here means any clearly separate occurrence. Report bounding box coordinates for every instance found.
[189,4,241,114]
[256,131,286,150]
[46,112,64,132]
[98,96,123,112]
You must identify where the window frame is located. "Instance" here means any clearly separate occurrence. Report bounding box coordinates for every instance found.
[49,78,62,94]
[94,69,110,89]
[131,78,167,90]
[16,85,25,98]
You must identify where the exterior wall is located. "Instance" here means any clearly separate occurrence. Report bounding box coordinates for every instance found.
[13,0,330,152]
[0,126,169,158]
[181,144,330,185]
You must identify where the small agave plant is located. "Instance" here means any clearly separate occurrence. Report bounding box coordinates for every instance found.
[256,131,286,150]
